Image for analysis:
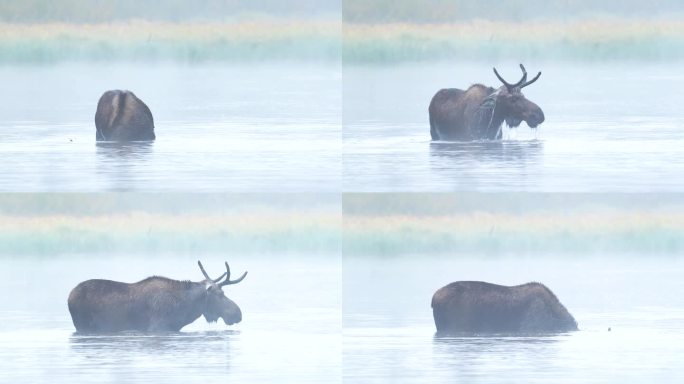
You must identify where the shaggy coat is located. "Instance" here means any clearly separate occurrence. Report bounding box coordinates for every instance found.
[95,90,155,141]
[429,65,545,141]
[431,281,577,334]
[68,262,246,333]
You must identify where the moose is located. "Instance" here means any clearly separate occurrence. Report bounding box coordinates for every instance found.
[429,64,545,141]
[67,261,247,333]
[95,90,155,141]
[431,281,577,334]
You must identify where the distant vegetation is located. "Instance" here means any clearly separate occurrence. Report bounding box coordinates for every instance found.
[0,20,339,63]
[0,0,339,22]
[343,19,684,63]
[343,0,684,23]
[0,194,339,256]
[0,0,682,63]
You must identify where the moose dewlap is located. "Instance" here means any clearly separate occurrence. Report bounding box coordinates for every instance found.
[67,261,247,333]
[431,281,577,334]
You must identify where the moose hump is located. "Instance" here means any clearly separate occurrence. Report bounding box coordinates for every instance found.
[95,90,155,141]
[67,261,247,333]
[431,281,577,334]
[429,64,545,141]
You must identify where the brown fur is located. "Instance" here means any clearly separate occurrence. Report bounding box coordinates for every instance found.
[67,275,242,333]
[95,90,155,141]
[431,281,577,334]
[429,82,544,141]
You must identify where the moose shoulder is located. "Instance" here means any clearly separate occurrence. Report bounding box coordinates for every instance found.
[431,281,577,334]
[95,90,155,141]
[67,261,246,333]
[429,64,545,141]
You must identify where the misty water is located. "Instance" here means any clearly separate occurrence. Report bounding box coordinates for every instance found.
[343,62,684,192]
[0,256,341,383]
[0,63,340,192]
[343,256,684,383]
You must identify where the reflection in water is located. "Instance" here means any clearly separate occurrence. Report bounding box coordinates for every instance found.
[0,63,341,192]
[96,141,154,160]
[427,140,544,190]
[70,330,236,357]
[96,141,154,191]
[429,140,543,164]
[432,333,563,345]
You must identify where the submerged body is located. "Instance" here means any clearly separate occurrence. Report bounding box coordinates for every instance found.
[68,261,246,333]
[431,281,577,334]
[429,64,545,141]
[95,90,155,141]
[429,85,501,140]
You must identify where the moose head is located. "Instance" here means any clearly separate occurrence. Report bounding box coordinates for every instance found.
[197,261,248,325]
[492,64,545,129]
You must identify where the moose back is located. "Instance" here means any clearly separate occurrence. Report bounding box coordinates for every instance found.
[429,64,545,141]
[68,261,247,332]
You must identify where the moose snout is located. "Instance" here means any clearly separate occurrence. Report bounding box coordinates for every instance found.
[223,307,242,325]
[526,108,545,128]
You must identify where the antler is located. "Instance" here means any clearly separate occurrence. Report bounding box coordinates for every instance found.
[520,69,542,89]
[493,64,540,90]
[218,261,248,287]
[197,260,227,283]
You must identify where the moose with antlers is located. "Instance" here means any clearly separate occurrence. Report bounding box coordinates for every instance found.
[68,261,247,332]
[429,64,545,141]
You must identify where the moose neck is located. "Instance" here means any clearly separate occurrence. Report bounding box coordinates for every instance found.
[470,89,505,140]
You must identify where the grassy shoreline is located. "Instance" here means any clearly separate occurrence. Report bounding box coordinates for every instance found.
[0,20,340,63]
[343,19,684,63]
[0,212,340,256]
[1,19,683,63]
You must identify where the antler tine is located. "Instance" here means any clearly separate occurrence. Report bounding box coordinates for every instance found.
[493,67,514,90]
[218,261,248,287]
[197,260,227,283]
[512,63,528,88]
[197,260,211,280]
[520,71,542,89]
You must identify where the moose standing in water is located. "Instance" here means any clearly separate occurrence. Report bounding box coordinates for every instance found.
[95,90,155,141]
[68,261,247,332]
[429,64,545,141]
[431,281,577,334]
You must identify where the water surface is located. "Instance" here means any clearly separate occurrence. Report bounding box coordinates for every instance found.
[0,63,340,192]
[343,62,684,191]
[0,256,341,383]
[343,256,684,383]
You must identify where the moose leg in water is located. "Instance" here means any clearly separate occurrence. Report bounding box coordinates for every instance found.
[67,261,247,332]
[95,90,155,141]
[431,281,577,334]
[429,64,545,141]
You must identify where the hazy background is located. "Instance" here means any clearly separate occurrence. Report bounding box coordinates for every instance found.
[0,0,341,63]
[342,0,684,63]
[342,193,684,382]
[0,193,342,383]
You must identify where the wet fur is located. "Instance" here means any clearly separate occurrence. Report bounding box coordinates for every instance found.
[95,90,155,141]
[429,83,544,141]
[67,276,239,332]
[429,85,503,141]
[431,281,578,334]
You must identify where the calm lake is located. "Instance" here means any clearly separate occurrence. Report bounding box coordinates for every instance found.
[343,62,684,192]
[0,63,340,192]
[0,256,341,383]
[343,256,684,383]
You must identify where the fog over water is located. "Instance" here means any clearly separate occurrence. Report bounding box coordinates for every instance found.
[1,0,684,382]
[0,63,340,192]
[343,62,684,192]
[0,256,341,383]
